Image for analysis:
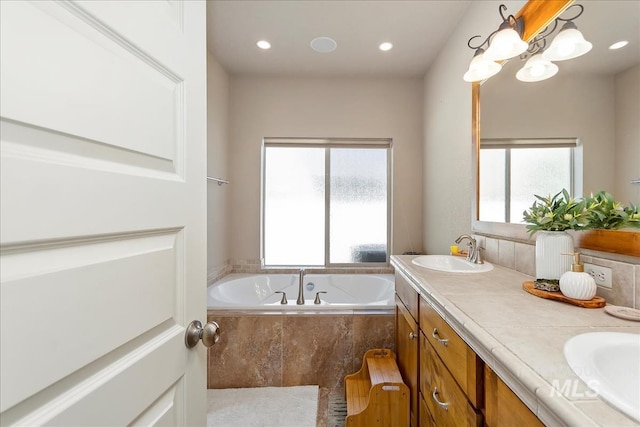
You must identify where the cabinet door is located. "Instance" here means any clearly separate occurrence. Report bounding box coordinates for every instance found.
[397,298,419,427]
[484,366,544,427]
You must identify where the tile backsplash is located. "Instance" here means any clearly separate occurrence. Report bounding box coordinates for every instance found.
[475,234,640,309]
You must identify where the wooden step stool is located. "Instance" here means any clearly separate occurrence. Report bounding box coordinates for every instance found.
[344,349,409,427]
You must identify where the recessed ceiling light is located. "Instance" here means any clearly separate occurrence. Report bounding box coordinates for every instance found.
[379,42,393,51]
[256,40,271,50]
[310,37,337,53]
[609,40,629,50]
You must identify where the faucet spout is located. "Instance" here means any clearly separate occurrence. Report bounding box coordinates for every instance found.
[297,268,305,305]
[454,234,484,264]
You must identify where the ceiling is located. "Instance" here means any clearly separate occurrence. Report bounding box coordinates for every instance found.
[206,0,471,77]
[206,1,639,78]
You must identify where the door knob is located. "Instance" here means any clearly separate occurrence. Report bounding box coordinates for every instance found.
[185,320,221,348]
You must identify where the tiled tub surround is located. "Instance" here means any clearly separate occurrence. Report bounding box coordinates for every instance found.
[206,310,394,389]
[475,234,640,309]
[391,255,640,426]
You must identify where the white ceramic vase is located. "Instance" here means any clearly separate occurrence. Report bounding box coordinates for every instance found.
[535,231,574,280]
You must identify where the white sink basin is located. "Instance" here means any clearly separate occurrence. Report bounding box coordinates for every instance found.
[411,255,493,273]
[564,332,640,422]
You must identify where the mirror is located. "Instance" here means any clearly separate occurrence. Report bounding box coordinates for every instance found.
[472,0,640,254]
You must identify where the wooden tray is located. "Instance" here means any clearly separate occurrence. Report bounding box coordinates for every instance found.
[522,281,606,308]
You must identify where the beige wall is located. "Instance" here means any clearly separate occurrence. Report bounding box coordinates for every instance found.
[422,0,525,254]
[207,51,230,280]
[228,76,424,261]
[615,64,640,204]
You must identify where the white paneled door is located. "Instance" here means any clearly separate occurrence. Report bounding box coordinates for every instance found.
[0,1,207,425]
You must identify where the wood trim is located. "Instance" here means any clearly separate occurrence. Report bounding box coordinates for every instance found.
[515,0,574,42]
[574,230,640,258]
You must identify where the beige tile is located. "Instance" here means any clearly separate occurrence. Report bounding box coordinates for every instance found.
[207,315,283,388]
[572,400,640,426]
[484,237,499,264]
[498,239,515,269]
[515,242,535,277]
[282,315,353,389]
[352,314,395,369]
[591,258,635,308]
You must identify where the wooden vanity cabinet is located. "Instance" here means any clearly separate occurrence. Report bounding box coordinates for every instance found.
[394,269,544,427]
[395,272,420,427]
[418,298,483,426]
[484,365,544,427]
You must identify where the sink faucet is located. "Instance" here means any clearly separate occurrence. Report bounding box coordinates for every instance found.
[454,234,484,264]
[297,268,305,305]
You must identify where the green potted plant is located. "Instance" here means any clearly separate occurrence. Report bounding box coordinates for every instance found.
[522,189,589,290]
[585,190,640,230]
[522,189,590,235]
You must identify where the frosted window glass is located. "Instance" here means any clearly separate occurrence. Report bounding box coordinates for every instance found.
[479,149,507,222]
[510,148,571,223]
[330,148,387,263]
[264,147,325,265]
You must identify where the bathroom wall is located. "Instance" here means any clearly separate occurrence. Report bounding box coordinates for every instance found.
[228,76,424,264]
[207,51,231,283]
[614,64,640,204]
[422,0,525,255]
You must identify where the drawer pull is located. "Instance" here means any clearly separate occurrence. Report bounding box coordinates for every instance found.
[409,332,417,340]
[431,387,449,411]
[432,328,449,346]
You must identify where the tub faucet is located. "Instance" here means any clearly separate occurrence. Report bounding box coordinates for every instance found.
[454,234,484,264]
[297,268,306,305]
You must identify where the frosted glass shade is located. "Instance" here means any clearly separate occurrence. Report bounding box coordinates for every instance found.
[463,51,502,82]
[543,23,592,61]
[516,54,559,82]
[484,27,528,61]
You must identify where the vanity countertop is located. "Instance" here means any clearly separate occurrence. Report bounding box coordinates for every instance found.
[390,255,640,427]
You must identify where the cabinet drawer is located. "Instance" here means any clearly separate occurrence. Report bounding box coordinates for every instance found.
[420,333,482,427]
[396,271,419,321]
[419,297,482,407]
[484,365,543,427]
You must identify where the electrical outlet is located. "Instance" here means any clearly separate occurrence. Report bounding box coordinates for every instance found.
[584,263,612,288]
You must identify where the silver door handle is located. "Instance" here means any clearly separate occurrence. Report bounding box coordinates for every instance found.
[432,387,449,411]
[432,328,448,346]
[409,332,417,340]
[185,320,221,348]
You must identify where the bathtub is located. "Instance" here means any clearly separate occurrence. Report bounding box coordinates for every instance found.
[207,273,395,310]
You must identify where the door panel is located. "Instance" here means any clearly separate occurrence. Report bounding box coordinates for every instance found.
[0,0,207,425]
[0,1,180,162]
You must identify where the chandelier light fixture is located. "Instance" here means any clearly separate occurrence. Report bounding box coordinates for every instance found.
[464,3,592,84]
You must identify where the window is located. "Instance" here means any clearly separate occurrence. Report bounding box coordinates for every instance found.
[479,138,579,223]
[262,138,391,266]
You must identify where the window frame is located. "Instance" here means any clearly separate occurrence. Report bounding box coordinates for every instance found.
[261,137,393,267]
[479,137,580,223]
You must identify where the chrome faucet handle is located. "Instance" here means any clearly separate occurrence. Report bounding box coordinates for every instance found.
[314,291,327,305]
[275,291,287,304]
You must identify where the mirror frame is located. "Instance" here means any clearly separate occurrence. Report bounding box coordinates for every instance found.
[471,0,640,258]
